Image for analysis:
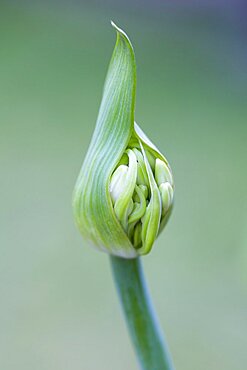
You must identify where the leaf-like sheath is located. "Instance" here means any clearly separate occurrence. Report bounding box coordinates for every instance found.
[73,22,138,258]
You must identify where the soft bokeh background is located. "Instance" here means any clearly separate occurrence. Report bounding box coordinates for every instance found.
[1,1,247,369]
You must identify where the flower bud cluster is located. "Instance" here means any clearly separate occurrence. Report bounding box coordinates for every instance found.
[109,139,174,253]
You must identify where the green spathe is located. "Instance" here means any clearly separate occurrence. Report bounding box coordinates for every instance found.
[73,22,174,258]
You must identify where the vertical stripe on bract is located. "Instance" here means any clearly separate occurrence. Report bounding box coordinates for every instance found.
[73,23,137,258]
[138,141,162,255]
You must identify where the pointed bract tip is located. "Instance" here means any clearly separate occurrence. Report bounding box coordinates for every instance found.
[110,20,132,44]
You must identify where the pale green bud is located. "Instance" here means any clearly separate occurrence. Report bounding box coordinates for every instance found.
[155,158,174,187]
[128,186,147,223]
[72,22,174,258]
[109,165,128,204]
[159,182,174,215]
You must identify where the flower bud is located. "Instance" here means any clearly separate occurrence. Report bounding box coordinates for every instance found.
[72,22,174,258]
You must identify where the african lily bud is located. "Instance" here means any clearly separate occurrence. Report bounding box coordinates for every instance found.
[72,22,174,258]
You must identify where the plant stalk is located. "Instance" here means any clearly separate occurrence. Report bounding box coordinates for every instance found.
[110,256,175,370]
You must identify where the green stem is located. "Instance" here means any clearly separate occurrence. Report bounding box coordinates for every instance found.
[110,256,175,370]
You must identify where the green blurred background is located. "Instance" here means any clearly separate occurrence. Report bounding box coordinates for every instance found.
[1,1,247,369]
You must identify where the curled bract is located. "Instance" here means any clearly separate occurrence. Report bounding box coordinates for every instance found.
[73,22,174,258]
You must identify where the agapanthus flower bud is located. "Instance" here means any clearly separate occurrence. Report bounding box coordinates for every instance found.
[72,22,174,258]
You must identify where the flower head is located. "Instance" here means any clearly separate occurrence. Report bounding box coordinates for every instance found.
[73,22,174,258]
